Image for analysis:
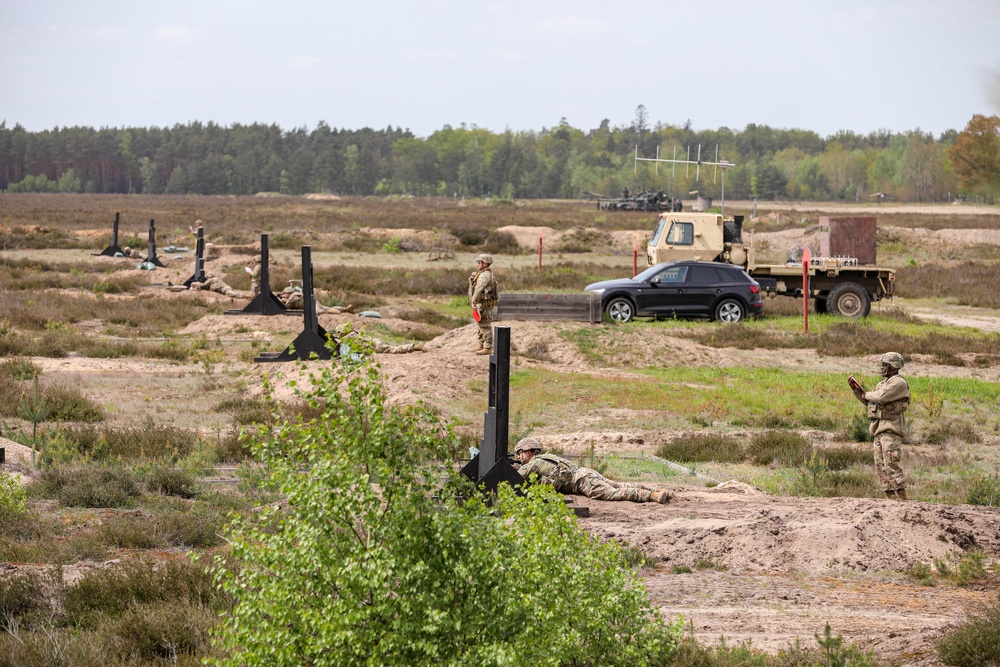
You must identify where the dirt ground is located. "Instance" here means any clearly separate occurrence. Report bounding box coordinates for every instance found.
[6,214,1000,665]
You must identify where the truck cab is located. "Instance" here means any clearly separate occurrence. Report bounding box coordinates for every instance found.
[647,212,748,268]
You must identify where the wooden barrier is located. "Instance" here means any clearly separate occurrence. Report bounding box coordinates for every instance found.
[495,293,602,324]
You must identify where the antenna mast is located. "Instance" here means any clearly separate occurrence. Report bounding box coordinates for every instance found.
[634,144,736,216]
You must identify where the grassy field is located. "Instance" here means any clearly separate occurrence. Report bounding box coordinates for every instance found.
[2,194,1000,666]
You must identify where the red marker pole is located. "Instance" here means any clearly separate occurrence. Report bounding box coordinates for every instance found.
[802,246,811,333]
[538,236,543,273]
[633,239,638,277]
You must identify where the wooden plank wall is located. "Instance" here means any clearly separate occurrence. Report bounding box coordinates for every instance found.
[495,293,602,324]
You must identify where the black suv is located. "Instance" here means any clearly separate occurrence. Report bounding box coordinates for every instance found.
[584,260,763,323]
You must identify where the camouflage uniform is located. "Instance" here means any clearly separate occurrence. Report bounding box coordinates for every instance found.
[851,354,910,495]
[468,254,498,352]
[248,260,262,299]
[517,453,657,503]
[192,275,240,297]
[335,324,420,354]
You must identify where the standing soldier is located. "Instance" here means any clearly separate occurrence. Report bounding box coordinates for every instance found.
[468,253,498,355]
[246,256,262,299]
[513,438,670,504]
[848,352,910,500]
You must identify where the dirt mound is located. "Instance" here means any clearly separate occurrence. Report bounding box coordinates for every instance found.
[581,491,1000,576]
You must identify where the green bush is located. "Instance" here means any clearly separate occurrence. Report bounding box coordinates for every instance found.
[210,356,681,667]
[65,557,218,625]
[107,601,214,662]
[59,422,198,461]
[923,419,981,446]
[32,465,141,508]
[937,593,1000,666]
[845,414,875,442]
[0,571,51,623]
[0,470,28,515]
[966,474,1000,507]
[145,466,200,499]
[483,230,522,255]
[656,433,744,463]
[745,431,812,466]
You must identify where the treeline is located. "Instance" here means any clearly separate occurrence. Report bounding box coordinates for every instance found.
[0,113,990,202]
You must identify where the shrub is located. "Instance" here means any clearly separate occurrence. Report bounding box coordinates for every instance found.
[483,230,522,255]
[966,474,1000,507]
[145,466,200,499]
[32,465,141,508]
[210,356,681,666]
[922,419,981,446]
[0,571,51,624]
[0,357,41,380]
[64,557,218,625]
[845,414,875,442]
[0,470,28,515]
[745,430,812,466]
[449,224,490,247]
[656,433,744,463]
[59,422,198,461]
[107,601,214,662]
[937,593,1000,666]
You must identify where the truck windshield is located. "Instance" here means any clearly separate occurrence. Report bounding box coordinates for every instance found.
[649,218,666,246]
[666,222,694,245]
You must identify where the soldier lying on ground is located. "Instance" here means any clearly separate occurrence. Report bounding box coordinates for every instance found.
[189,274,240,297]
[512,438,670,504]
[334,322,424,354]
[276,283,354,314]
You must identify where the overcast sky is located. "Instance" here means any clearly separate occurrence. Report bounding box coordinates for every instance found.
[2,0,998,139]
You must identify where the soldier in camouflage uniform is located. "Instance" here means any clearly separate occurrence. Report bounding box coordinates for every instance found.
[513,438,670,504]
[247,256,262,299]
[190,274,240,297]
[468,253,498,355]
[334,323,423,354]
[849,352,910,500]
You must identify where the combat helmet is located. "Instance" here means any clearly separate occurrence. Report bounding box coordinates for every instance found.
[514,437,542,455]
[475,253,494,265]
[879,351,904,375]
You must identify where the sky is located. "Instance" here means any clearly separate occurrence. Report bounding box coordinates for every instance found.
[2,0,999,140]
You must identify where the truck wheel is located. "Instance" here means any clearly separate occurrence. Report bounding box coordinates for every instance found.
[606,297,635,323]
[828,282,871,318]
[714,298,746,323]
[814,297,828,314]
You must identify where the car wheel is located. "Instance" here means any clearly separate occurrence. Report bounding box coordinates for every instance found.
[714,298,745,323]
[828,282,871,318]
[605,297,635,323]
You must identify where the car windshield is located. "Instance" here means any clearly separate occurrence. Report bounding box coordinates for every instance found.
[634,263,684,283]
[649,218,666,246]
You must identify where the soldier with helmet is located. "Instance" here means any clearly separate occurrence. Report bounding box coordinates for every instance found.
[468,253,499,355]
[512,437,670,504]
[848,352,910,500]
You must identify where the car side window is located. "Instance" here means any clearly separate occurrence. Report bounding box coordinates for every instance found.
[688,266,721,283]
[653,266,688,283]
[665,222,694,245]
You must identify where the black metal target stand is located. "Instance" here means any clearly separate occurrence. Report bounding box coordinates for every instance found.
[255,246,335,362]
[143,219,166,268]
[183,226,208,287]
[95,212,125,257]
[461,327,524,493]
[225,233,288,316]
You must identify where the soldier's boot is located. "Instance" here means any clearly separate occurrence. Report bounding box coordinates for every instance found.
[475,346,493,356]
[472,341,483,352]
[413,342,426,352]
[651,490,671,505]
[896,489,907,500]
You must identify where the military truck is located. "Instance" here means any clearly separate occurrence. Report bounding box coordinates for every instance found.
[645,212,895,317]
